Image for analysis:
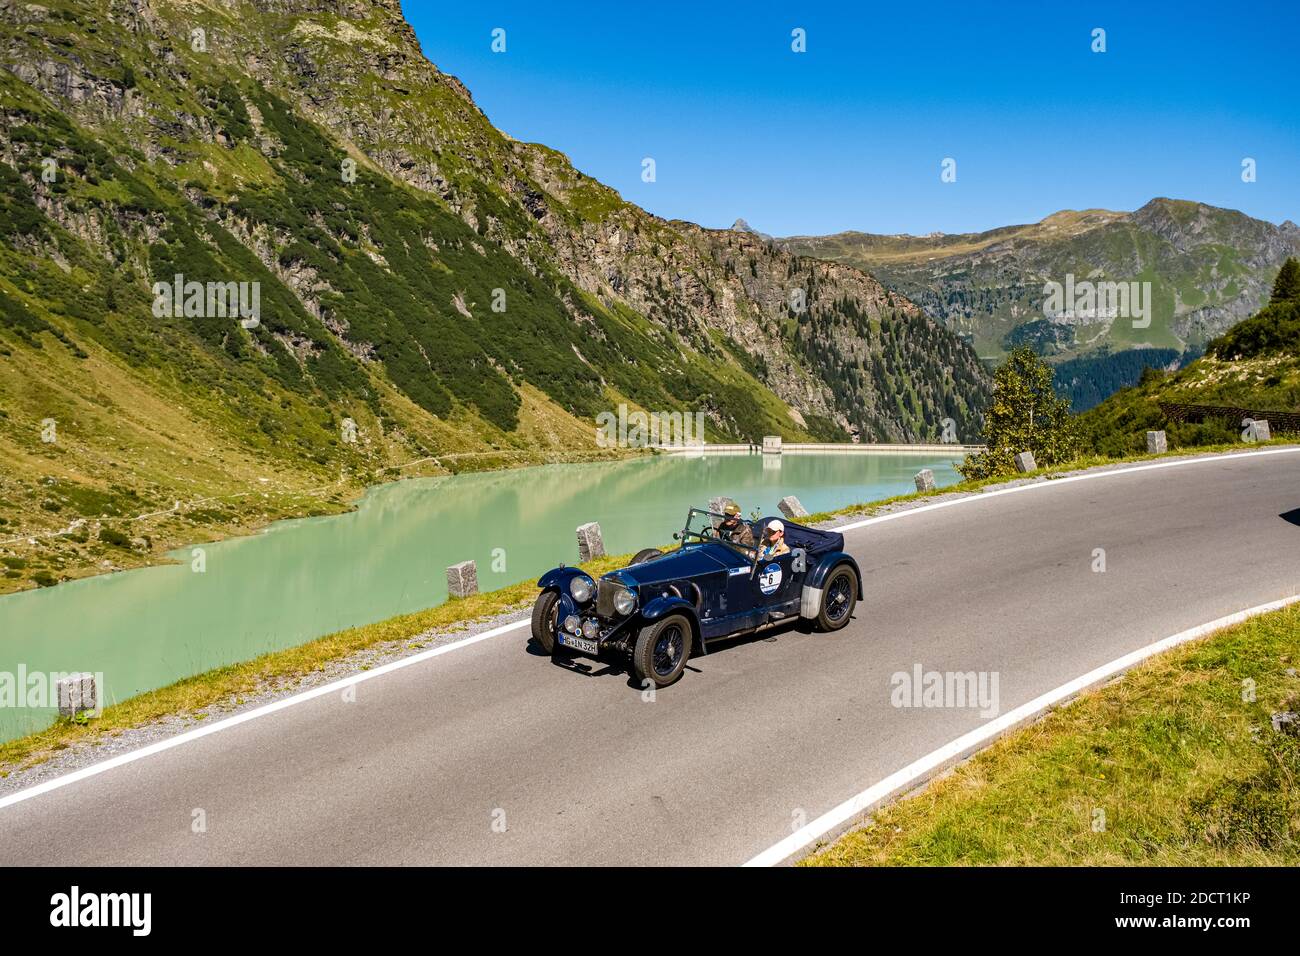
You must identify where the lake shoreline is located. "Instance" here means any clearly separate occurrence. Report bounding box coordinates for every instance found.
[0,446,644,598]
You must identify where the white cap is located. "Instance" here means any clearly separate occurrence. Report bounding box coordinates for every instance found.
[765,519,784,533]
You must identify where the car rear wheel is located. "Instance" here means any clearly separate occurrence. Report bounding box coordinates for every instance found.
[630,548,663,565]
[530,589,560,655]
[632,614,691,688]
[816,565,857,631]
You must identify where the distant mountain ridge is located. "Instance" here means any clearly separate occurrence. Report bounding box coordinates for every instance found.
[780,199,1300,366]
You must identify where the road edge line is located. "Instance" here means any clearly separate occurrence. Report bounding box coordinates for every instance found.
[833,445,1300,534]
[742,593,1300,867]
[0,618,530,812]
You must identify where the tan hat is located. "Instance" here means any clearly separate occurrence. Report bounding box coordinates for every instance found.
[723,502,741,516]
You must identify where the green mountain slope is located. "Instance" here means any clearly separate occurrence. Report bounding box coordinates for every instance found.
[0,0,988,593]
[781,200,1300,365]
[1051,347,1185,412]
[1077,293,1300,456]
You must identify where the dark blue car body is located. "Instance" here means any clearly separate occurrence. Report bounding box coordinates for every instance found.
[532,509,862,687]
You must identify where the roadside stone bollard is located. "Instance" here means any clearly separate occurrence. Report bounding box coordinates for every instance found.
[777,495,809,519]
[446,560,478,599]
[1014,451,1037,473]
[762,435,782,454]
[57,673,97,717]
[914,468,936,493]
[1146,430,1167,454]
[576,522,605,561]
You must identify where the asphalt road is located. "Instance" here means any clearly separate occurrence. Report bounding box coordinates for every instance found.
[3,451,1299,866]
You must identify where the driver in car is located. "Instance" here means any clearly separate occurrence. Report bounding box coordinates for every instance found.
[759,519,791,558]
[717,502,755,548]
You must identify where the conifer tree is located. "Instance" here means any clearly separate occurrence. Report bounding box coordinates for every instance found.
[1269,257,1300,304]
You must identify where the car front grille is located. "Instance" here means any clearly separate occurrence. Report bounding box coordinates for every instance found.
[596,578,620,619]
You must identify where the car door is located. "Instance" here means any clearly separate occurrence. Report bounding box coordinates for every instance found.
[689,543,761,638]
[711,551,765,636]
[751,547,804,618]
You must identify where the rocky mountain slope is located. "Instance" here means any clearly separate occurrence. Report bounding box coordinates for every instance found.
[0,0,987,592]
[781,200,1300,367]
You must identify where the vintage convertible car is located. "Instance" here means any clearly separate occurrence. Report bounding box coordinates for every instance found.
[530,507,861,687]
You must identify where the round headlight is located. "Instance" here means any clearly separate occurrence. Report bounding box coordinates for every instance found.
[582,619,600,640]
[563,614,581,634]
[613,587,637,616]
[569,575,593,603]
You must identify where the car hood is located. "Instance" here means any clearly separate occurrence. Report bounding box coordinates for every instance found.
[605,542,744,587]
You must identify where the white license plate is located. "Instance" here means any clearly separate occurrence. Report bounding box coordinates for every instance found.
[559,633,599,655]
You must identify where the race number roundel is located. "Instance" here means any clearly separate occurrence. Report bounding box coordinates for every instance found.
[759,563,782,595]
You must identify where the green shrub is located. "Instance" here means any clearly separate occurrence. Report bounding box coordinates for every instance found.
[959,347,1080,479]
[1207,300,1300,360]
[98,526,132,548]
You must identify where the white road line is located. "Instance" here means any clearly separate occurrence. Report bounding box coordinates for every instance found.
[2,446,1297,815]
[833,445,1300,534]
[0,618,529,812]
[742,593,1300,867]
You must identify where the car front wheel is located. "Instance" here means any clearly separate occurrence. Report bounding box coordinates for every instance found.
[632,614,691,688]
[530,589,560,655]
[816,565,857,631]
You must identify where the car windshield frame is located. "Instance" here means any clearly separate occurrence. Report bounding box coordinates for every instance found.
[679,507,759,561]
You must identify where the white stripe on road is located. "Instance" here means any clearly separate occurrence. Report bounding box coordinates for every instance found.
[0,618,529,812]
[2,446,1297,819]
[833,445,1300,535]
[743,593,1300,867]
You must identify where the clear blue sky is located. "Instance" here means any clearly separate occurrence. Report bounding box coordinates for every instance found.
[401,0,1298,237]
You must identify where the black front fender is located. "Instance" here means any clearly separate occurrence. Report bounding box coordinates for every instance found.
[537,565,592,593]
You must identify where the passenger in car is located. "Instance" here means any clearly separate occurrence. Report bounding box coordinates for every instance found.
[759,519,790,558]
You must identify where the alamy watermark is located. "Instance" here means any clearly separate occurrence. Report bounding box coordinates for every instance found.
[0,666,103,716]
[50,886,151,936]
[596,403,705,448]
[1043,274,1151,329]
[152,273,261,329]
[890,664,1000,718]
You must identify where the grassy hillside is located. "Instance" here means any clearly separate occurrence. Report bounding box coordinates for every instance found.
[0,0,990,593]
[0,65,636,593]
[1078,279,1300,456]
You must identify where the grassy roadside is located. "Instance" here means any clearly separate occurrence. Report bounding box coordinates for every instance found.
[803,603,1300,866]
[0,546,646,776]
